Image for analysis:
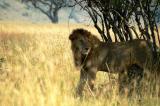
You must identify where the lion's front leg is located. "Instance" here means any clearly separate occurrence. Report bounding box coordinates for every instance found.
[76,70,87,97]
[87,70,96,91]
[76,66,97,97]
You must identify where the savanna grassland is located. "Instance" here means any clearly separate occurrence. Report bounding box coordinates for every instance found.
[0,21,159,106]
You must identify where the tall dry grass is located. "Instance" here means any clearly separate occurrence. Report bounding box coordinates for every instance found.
[0,21,159,106]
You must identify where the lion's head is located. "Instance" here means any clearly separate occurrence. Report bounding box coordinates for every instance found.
[69,28,100,68]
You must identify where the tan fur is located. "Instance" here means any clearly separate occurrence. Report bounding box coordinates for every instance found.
[69,28,158,96]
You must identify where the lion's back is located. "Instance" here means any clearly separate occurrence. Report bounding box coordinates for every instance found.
[89,39,154,72]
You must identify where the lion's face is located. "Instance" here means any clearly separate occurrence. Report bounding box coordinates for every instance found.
[69,29,91,67]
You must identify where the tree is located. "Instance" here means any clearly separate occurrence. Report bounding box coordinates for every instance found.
[22,0,72,23]
[74,0,160,57]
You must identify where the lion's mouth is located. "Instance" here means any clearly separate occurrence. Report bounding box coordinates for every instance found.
[74,54,86,67]
[81,54,86,64]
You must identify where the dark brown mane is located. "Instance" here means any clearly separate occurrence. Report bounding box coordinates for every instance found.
[69,28,100,46]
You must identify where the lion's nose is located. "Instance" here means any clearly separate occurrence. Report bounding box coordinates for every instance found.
[82,48,89,55]
[84,47,89,51]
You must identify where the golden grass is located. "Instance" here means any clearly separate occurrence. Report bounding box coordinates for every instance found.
[0,21,159,106]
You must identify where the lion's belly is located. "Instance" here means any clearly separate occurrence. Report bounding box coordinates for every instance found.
[98,63,123,73]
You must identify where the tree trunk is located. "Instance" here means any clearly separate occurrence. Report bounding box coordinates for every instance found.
[51,9,59,23]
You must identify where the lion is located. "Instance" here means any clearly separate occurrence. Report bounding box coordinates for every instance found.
[69,28,158,96]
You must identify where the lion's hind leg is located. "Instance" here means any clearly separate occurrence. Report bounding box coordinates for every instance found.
[127,64,144,97]
[118,70,129,96]
[118,64,143,97]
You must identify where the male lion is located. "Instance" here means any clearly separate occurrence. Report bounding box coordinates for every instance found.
[69,28,157,96]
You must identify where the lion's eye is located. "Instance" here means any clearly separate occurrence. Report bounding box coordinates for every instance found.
[80,39,83,41]
[75,47,79,51]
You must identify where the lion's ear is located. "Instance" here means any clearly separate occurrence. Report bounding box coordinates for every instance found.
[85,31,91,39]
[69,34,75,41]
